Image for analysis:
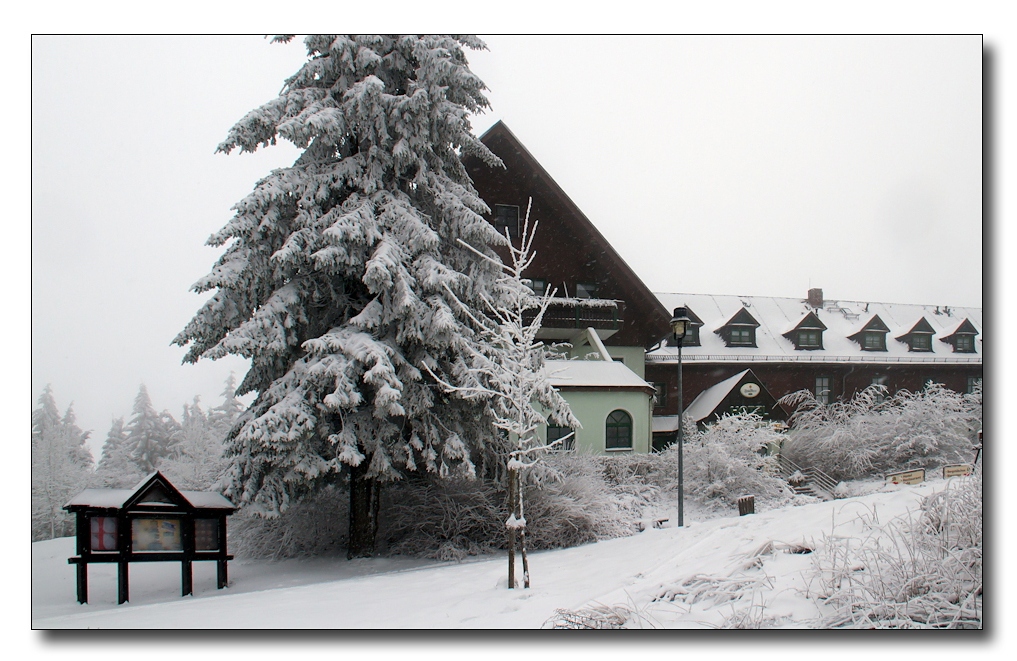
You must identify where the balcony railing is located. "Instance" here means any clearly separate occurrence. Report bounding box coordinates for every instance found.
[525,298,625,337]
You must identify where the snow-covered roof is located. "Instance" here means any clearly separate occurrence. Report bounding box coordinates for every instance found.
[649,293,982,364]
[652,415,681,433]
[64,473,235,510]
[547,360,654,391]
[684,370,751,423]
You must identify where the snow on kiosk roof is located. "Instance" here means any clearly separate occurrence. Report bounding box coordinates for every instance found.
[63,471,235,605]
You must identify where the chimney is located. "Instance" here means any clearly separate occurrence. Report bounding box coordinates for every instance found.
[808,288,824,309]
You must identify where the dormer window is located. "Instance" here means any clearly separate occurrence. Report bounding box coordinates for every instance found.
[730,327,754,345]
[716,308,760,348]
[849,315,889,352]
[492,204,520,238]
[895,317,936,353]
[862,332,886,351]
[940,318,979,354]
[783,311,827,351]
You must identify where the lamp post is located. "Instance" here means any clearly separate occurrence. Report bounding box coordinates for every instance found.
[670,307,691,528]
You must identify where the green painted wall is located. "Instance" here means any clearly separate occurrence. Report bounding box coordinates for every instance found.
[544,389,652,454]
[604,346,646,379]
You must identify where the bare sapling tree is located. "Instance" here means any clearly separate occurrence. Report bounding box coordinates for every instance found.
[424,200,579,588]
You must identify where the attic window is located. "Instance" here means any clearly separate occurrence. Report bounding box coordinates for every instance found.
[798,329,821,349]
[729,327,754,346]
[862,332,886,351]
[718,308,760,348]
[954,335,975,353]
[576,283,598,299]
[492,204,519,238]
[895,317,936,353]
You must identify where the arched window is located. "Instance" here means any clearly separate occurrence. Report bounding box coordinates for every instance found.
[546,425,575,452]
[605,410,632,450]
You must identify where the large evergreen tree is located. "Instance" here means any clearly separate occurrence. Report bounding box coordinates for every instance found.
[174,35,509,557]
[31,386,94,540]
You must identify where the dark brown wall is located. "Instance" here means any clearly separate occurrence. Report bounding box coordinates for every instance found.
[645,362,983,416]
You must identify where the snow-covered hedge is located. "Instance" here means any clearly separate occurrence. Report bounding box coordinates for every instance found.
[601,412,790,512]
[780,383,982,481]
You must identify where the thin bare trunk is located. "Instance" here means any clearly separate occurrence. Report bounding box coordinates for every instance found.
[507,467,517,589]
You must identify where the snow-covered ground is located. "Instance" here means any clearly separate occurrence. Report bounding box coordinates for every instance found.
[33,477,972,630]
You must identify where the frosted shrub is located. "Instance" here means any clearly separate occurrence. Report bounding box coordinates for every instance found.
[524,453,642,548]
[382,476,503,561]
[229,485,349,560]
[781,384,981,481]
[812,472,981,628]
[672,413,788,509]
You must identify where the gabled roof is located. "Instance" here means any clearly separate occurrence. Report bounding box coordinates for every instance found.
[466,121,672,348]
[895,317,936,340]
[648,292,982,365]
[64,471,235,511]
[941,317,980,338]
[848,314,891,339]
[720,308,760,328]
[784,311,827,336]
[684,370,752,422]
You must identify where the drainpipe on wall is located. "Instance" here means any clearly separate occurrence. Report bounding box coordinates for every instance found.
[841,365,856,401]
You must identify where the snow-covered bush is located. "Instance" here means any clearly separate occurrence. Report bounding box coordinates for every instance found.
[781,384,981,481]
[680,412,788,506]
[382,476,503,562]
[382,453,642,561]
[601,412,788,512]
[229,485,349,560]
[524,453,643,549]
[812,472,981,628]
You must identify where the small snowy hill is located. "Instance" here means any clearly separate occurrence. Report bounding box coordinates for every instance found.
[32,476,976,630]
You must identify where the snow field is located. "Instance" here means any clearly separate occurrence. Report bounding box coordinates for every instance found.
[33,478,962,629]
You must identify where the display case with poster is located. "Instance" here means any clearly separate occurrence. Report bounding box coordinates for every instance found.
[63,472,235,605]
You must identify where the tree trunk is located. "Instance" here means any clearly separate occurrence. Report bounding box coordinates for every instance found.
[347,459,380,559]
[518,483,530,589]
[507,468,517,589]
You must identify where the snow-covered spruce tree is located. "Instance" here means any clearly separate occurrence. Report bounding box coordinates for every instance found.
[173,35,509,558]
[424,202,579,588]
[122,384,180,474]
[159,397,231,491]
[31,386,94,540]
[96,416,145,488]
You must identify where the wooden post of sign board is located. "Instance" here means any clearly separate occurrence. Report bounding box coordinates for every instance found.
[117,560,129,605]
[75,562,88,605]
[181,560,193,597]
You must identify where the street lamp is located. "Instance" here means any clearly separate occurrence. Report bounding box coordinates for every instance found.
[670,306,691,528]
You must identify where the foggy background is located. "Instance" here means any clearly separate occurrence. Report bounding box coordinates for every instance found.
[31,35,983,459]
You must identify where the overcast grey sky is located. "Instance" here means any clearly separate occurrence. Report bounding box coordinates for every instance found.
[31,35,983,458]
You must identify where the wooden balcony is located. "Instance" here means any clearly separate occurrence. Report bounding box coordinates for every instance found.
[526,298,625,340]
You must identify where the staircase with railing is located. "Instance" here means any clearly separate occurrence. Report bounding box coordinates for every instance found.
[775,455,839,500]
